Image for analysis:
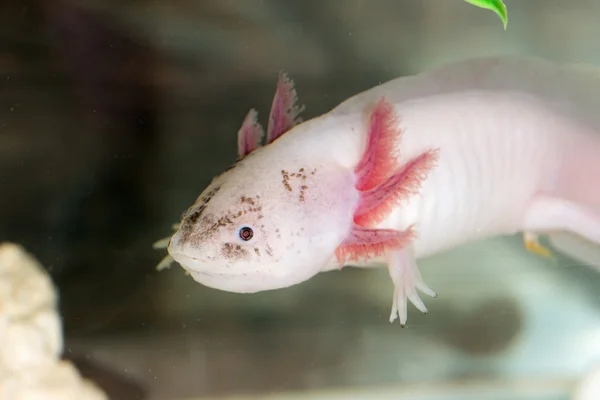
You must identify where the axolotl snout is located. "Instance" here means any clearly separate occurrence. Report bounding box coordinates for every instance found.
[157,56,600,326]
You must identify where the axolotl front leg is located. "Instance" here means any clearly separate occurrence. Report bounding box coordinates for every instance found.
[334,98,440,326]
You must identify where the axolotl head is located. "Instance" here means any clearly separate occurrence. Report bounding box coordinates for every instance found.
[167,138,358,293]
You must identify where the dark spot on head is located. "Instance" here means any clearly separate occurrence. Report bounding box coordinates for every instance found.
[190,211,237,244]
[216,215,234,227]
[187,204,206,223]
[282,168,317,195]
[299,184,308,203]
[283,180,292,192]
[221,242,249,260]
[178,203,209,241]
[194,215,219,241]
[187,212,199,223]
[224,163,238,172]
[265,244,274,256]
[240,195,260,210]
[197,185,221,206]
[254,248,261,256]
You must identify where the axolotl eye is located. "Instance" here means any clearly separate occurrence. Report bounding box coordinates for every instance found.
[238,226,254,241]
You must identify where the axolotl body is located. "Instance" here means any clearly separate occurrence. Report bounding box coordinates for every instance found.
[156,56,600,326]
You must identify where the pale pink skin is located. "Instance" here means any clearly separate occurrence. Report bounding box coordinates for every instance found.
[162,56,600,326]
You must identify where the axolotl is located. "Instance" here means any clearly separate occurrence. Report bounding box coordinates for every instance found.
[154,55,600,326]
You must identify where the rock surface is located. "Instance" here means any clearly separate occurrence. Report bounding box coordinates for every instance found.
[0,242,107,400]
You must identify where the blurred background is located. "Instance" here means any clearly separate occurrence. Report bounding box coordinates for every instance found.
[2,0,600,399]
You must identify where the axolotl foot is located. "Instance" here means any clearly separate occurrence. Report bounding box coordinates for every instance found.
[388,248,437,327]
[523,231,553,258]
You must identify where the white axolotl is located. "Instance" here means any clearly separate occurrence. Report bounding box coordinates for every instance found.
[154,55,600,326]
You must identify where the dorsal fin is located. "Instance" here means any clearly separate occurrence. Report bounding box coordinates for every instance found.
[266,71,305,144]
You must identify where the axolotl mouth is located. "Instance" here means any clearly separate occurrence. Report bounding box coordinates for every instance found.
[167,252,207,274]
[168,252,288,294]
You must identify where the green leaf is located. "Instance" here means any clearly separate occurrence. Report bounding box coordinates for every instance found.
[464,0,508,30]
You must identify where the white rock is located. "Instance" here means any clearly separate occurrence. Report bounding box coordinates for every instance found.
[0,243,107,400]
[573,365,600,400]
